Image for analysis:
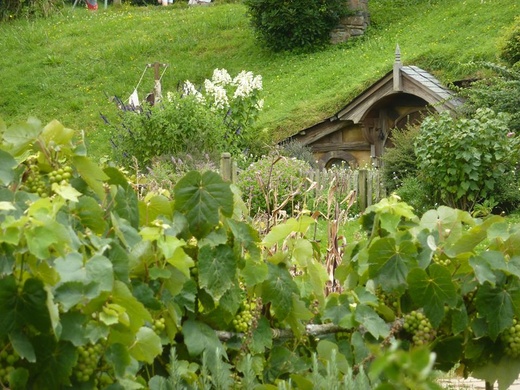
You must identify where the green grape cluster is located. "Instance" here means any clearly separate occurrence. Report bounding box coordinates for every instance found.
[433,253,451,266]
[233,300,257,333]
[22,160,50,197]
[152,318,166,334]
[0,343,20,386]
[335,330,352,341]
[48,166,73,186]
[73,342,104,383]
[376,287,399,310]
[403,311,436,346]
[502,318,520,358]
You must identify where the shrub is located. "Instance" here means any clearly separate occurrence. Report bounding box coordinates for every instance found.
[414,108,520,211]
[0,0,62,20]
[458,62,520,132]
[243,0,348,52]
[381,126,420,193]
[110,93,227,170]
[109,68,265,170]
[395,176,434,216]
[499,16,520,67]
[236,153,312,216]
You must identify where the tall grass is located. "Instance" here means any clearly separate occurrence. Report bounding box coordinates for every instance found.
[0,0,517,158]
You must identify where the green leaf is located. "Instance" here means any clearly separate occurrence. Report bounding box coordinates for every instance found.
[251,317,273,354]
[159,236,194,279]
[354,304,389,339]
[24,222,69,260]
[261,263,298,321]
[72,155,109,200]
[111,212,142,249]
[474,282,515,340]
[7,367,29,390]
[128,327,162,364]
[0,277,52,336]
[323,293,352,326]
[105,343,132,378]
[2,117,41,156]
[198,244,237,300]
[9,330,36,362]
[174,171,233,238]
[59,311,88,346]
[73,196,107,234]
[138,194,172,226]
[182,319,225,358]
[31,335,76,389]
[407,264,457,327]
[0,149,17,185]
[112,281,152,333]
[316,339,350,374]
[262,216,315,247]
[368,237,417,292]
[40,120,74,146]
[472,356,520,390]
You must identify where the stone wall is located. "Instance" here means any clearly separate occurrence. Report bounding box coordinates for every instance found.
[330,0,370,44]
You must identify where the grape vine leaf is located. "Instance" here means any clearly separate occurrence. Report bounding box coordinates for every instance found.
[470,252,520,285]
[40,120,75,146]
[24,222,69,260]
[31,335,76,390]
[138,194,172,226]
[73,196,107,234]
[105,343,132,379]
[9,330,36,363]
[0,150,16,185]
[2,117,41,156]
[159,236,194,279]
[128,327,162,364]
[182,319,226,359]
[262,216,315,247]
[317,339,350,374]
[173,171,233,239]
[198,244,236,300]
[72,155,110,200]
[251,317,273,354]
[368,237,417,292]
[407,264,457,327]
[261,263,298,321]
[354,304,389,339]
[474,282,515,340]
[472,356,520,390]
[323,293,353,327]
[111,281,152,333]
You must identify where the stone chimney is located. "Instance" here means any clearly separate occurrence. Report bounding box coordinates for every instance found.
[330,0,370,45]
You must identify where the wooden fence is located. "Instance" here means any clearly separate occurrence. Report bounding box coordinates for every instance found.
[220,153,386,212]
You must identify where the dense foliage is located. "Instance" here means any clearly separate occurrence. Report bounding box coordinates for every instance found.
[243,0,348,51]
[499,16,520,67]
[0,0,62,20]
[109,69,265,170]
[414,108,519,211]
[3,116,520,389]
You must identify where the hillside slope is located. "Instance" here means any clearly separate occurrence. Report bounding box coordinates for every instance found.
[0,0,517,157]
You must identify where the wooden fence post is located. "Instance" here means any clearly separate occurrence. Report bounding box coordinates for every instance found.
[358,169,368,211]
[220,152,232,182]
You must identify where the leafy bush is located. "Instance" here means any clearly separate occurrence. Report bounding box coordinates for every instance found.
[381,126,420,193]
[109,68,264,170]
[111,93,227,170]
[236,153,312,216]
[415,108,519,211]
[499,16,520,67]
[243,0,348,51]
[0,0,62,20]
[458,62,520,132]
[395,176,434,216]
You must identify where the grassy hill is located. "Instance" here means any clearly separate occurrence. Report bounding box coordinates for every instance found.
[0,0,517,158]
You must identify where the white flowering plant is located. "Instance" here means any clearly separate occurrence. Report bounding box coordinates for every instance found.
[176,68,264,153]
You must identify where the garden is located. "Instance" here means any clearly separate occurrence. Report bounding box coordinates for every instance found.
[1,0,520,389]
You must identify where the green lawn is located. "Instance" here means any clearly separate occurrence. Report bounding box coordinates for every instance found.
[0,0,517,159]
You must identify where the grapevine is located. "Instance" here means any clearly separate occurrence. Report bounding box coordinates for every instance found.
[73,341,106,384]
